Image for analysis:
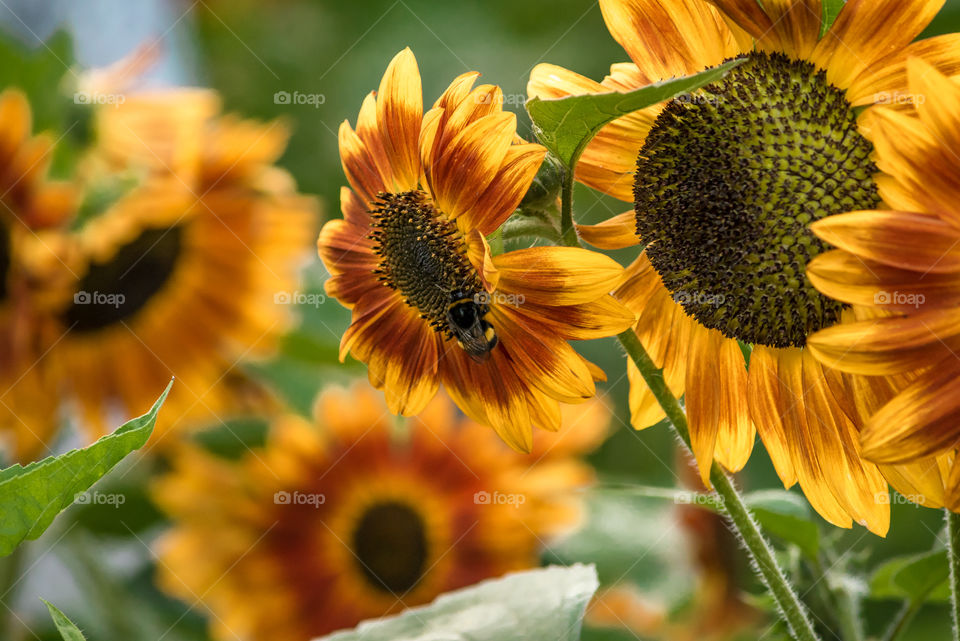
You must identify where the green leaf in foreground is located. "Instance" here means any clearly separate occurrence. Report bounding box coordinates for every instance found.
[820,0,846,38]
[42,599,87,641]
[744,490,820,560]
[526,59,745,168]
[870,550,950,603]
[318,565,599,641]
[0,380,171,556]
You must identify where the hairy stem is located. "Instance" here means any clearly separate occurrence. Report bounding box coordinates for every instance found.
[947,509,960,641]
[618,329,821,641]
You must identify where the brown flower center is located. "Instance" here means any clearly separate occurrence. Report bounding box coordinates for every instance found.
[634,52,881,348]
[352,501,428,594]
[63,226,184,332]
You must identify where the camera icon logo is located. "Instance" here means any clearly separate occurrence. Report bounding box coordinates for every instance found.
[874,290,892,305]
[74,492,91,504]
[74,291,91,304]
[274,291,292,304]
[473,490,491,504]
[274,490,291,504]
[274,91,291,105]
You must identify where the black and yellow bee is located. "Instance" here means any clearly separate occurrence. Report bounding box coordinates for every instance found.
[446,291,498,363]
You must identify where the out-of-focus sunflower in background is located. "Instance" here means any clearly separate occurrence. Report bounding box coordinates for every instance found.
[152,385,608,641]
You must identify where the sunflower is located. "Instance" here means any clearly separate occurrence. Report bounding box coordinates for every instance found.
[806,59,960,509]
[43,93,316,444]
[152,383,609,641]
[318,48,635,453]
[528,0,960,533]
[0,90,77,462]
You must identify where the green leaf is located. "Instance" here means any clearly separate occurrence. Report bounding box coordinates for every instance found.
[526,59,745,168]
[317,565,599,641]
[870,550,950,603]
[0,381,171,556]
[744,490,820,559]
[42,599,87,641]
[820,0,846,38]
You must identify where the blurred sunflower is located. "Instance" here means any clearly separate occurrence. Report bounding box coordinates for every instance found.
[0,89,77,462]
[528,0,960,533]
[46,92,316,443]
[318,48,635,452]
[153,383,609,641]
[807,59,960,508]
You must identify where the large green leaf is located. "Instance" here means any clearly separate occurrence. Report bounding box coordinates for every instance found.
[42,600,87,641]
[0,381,171,556]
[526,59,745,168]
[318,565,599,641]
[870,550,950,603]
[744,490,820,560]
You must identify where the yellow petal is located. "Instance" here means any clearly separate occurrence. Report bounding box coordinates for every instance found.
[377,48,423,192]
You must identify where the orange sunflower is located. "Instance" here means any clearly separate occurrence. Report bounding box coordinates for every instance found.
[807,59,960,508]
[0,89,77,462]
[528,0,960,533]
[318,48,635,452]
[42,91,315,444]
[152,383,609,641]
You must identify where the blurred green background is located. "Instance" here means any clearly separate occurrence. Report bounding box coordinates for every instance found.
[4,1,960,639]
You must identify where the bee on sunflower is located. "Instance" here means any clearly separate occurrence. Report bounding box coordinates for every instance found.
[152,383,610,641]
[807,58,960,509]
[318,48,636,453]
[527,0,960,534]
[42,90,316,445]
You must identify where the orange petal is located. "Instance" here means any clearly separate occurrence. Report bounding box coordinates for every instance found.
[467,143,546,235]
[812,210,960,273]
[747,345,797,487]
[861,359,960,463]
[847,34,960,107]
[577,211,640,249]
[713,336,754,473]
[685,326,724,486]
[493,247,625,305]
[377,48,423,192]
[810,0,945,90]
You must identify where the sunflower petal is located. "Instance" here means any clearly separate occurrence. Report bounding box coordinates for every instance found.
[686,326,724,486]
[846,34,960,107]
[577,212,640,249]
[747,346,797,487]
[494,247,625,305]
[377,48,423,192]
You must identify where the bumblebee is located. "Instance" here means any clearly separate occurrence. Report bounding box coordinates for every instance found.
[446,291,498,363]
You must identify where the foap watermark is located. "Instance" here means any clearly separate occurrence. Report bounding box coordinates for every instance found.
[674,92,724,106]
[874,290,925,309]
[873,91,926,106]
[274,290,326,307]
[473,291,525,306]
[672,290,725,307]
[274,490,325,507]
[474,92,527,107]
[274,90,326,108]
[74,290,125,309]
[74,91,126,106]
[74,491,126,507]
[675,492,723,507]
[473,490,525,507]
[875,492,926,506]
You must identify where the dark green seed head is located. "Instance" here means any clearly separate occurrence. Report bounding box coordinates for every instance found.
[634,52,881,348]
[370,190,484,336]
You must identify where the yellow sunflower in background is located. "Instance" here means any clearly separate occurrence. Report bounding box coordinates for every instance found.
[807,59,960,508]
[528,0,960,534]
[152,383,610,641]
[318,48,635,453]
[0,90,77,462]
[43,92,316,444]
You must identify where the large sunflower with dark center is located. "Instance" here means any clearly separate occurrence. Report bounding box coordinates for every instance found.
[635,52,880,348]
[529,0,960,536]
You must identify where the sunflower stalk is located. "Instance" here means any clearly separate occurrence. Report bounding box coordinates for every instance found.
[617,329,821,641]
[947,509,960,641]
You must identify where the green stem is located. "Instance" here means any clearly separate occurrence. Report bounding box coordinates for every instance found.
[0,544,25,638]
[618,329,821,641]
[883,601,921,641]
[947,509,960,641]
[812,555,862,641]
[558,170,580,248]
